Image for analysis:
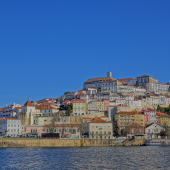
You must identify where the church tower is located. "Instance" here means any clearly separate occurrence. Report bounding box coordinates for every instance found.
[107,71,112,78]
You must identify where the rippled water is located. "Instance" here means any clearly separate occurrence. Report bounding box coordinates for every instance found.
[0,146,170,170]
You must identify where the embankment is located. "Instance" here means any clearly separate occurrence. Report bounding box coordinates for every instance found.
[0,138,148,148]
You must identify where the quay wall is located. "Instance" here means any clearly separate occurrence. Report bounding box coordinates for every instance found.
[0,139,119,148]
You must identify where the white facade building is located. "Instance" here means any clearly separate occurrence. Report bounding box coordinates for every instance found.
[0,118,21,137]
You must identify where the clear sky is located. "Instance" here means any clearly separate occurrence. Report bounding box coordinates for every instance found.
[0,0,170,107]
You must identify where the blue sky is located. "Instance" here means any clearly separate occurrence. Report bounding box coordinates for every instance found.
[0,0,170,107]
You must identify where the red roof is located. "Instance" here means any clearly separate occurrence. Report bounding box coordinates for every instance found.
[72,99,85,103]
[86,77,116,82]
[146,108,155,112]
[130,123,143,128]
[119,78,132,82]
[141,74,148,77]
[35,106,56,110]
[90,118,107,123]
[156,112,168,116]
[16,107,22,109]
[0,108,3,111]
[0,118,19,121]
[85,86,98,89]
[24,100,33,106]
[101,116,108,118]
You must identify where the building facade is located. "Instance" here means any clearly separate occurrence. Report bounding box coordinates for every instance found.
[89,118,113,139]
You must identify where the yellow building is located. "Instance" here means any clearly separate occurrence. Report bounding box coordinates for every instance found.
[72,99,86,116]
[97,100,104,112]
[115,111,145,135]
[156,112,168,126]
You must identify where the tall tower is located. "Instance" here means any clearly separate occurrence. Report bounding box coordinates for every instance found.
[107,71,112,78]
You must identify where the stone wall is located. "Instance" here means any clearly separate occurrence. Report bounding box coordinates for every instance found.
[0,139,118,148]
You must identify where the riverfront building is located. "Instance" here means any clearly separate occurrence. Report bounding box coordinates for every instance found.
[89,117,113,139]
[115,111,145,135]
[0,118,21,137]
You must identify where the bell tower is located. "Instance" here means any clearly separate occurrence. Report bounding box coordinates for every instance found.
[107,71,112,78]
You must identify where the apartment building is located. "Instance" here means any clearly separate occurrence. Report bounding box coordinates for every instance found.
[97,100,104,112]
[83,72,116,89]
[137,74,158,87]
[89,118,112,139]
[72,99,86,116]
[115,111,145,135]
[142,108,156,124]
[146,82,170,92]
[156,112,169,126]
[0,118,21,137]
[87,101,98,114]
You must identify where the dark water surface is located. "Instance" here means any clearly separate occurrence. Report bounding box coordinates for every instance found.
[0,146,170,170]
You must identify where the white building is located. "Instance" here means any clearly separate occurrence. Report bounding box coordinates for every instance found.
[0,102,22,119]
[145,123,164,139]
[96,92,111,100]
[0,118,21,137]
[146,82,170,92]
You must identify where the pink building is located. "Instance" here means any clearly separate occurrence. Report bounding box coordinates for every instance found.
[22,126,44,137]
[143,111,150,124]
[103,99,109,111]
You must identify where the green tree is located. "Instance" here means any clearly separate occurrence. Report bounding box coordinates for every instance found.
[160,122,169,137]
[157,105,161,112]
[66,107,72,116]
[64,91,71,95]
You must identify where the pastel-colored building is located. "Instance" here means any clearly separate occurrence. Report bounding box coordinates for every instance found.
[0,118,21,137]
[22,126,44,137]
[115,111,145,135]
[72,99,86,116]
[156,112,168,126]
[89,118,113,139]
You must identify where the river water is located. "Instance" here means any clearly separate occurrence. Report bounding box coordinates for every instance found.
[0,146,170,170]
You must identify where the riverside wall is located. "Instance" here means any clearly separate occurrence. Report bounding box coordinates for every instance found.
[0,138,150,148]
[0,139,118,148]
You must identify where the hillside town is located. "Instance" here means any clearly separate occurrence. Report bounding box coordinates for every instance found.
[0,72,170,140]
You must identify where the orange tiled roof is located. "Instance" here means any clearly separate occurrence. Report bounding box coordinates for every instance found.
[16,107,21,109]
[118,111,143,115]
[72,99,85,103]
[86,77,116,82]
[0,118,19,121]
[24,100,33,107]
[141,74,148,77]
[35,106,56,110]
[156,112,168,116]
[90,117,106,123]
[130,123,143,127]
[85,86,98,89]
[119,78,132,82]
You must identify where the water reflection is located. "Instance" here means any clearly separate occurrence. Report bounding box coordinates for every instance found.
[0,146,170,170]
